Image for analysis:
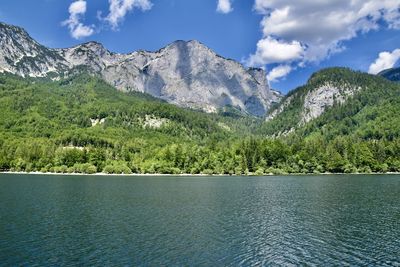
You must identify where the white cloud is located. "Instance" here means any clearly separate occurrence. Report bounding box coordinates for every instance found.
[106,0,153,29]
[249,0,400,81]
[247,36,304,66]
[267,65,292,82]
[368,49,400,74]
[217,0,233,14]
[71,24,95,39]
[69,0,86,15]
[62,0,94,39]
[63,0,154,38]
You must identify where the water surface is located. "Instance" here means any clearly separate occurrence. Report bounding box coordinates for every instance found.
[0,174,399,266]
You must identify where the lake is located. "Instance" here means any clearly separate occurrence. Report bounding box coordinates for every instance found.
[0,174,399,266]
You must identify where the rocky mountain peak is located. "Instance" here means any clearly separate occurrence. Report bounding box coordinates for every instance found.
[0,22,31,39]
[0,22,283,116]
[0,21,67,77]
[167,39,204,48]
[71,41,110,56]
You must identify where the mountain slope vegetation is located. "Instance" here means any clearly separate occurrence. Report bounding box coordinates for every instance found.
[262,67,400,138]
[1,68,400,175]
[0,73,261,174]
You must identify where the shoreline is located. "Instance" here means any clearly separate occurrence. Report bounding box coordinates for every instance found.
[1,171,400,177]
[0,171,229,177]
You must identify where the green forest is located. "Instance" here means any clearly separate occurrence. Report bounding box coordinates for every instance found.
[1,68,400,175]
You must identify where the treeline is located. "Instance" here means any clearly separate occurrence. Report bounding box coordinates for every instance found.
[1,135,400,174]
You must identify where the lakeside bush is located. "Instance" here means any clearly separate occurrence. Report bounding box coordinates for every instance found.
[103,162,132,174]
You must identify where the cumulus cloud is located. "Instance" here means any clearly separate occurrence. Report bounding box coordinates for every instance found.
[62,0,94,39]
[267,65,292,82]
[368,49,400,74]
[247,36,304,66]
[249,0,400,81]
[217,0,233,14]
[105,0,153,29]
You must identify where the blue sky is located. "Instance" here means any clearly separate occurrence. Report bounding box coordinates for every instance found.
[1,0,400,93]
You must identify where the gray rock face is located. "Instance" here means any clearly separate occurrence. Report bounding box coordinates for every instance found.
[268,82,360,124]
[300,83,360,124]
[0,22,282,116]
[0,23,69,77]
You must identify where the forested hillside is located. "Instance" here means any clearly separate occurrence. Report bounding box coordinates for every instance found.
[1,69,400,175]
[0,73,259,174]
[262,68,400,137]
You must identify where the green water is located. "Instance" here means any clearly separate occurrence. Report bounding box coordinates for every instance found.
[0,174,399,266]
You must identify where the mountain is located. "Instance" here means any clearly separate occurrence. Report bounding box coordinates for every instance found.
[262,67,400,137]
[1,68,400,175]
[0,22,281,116]
[0,72,262,173]
[379,67,400,82]
[2,22,400,175]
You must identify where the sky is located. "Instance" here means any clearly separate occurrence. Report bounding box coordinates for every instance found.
[0,0,400,93]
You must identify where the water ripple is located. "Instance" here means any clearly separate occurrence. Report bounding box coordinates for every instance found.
[0,174,399,266]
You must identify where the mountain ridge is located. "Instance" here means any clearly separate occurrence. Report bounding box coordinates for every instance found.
[379,67,400,82]
[262,67,400,136]
[0,22,281,116]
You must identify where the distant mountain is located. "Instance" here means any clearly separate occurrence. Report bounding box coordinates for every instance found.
[262,67,400,137]
[0,22,281,116]
[379,67,400,82]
